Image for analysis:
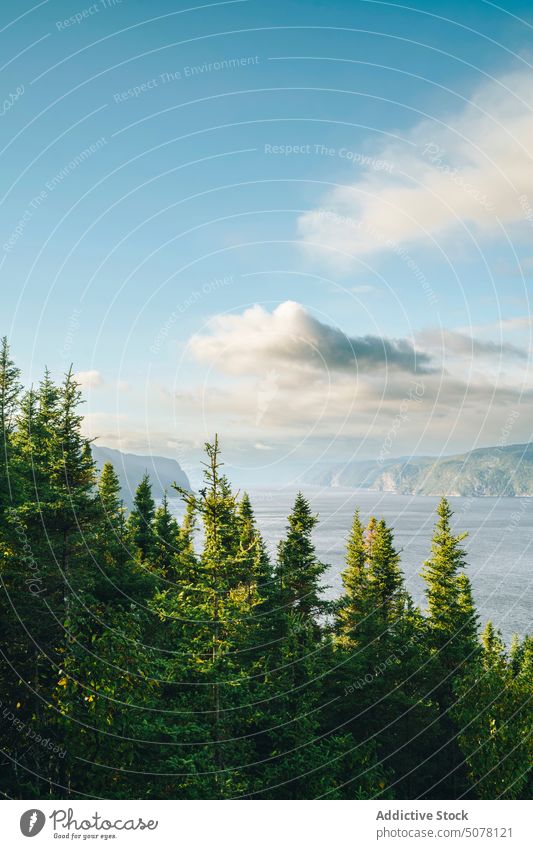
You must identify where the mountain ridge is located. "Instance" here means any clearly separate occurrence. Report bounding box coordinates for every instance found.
[92,445,191,506]
[303,442,533,497]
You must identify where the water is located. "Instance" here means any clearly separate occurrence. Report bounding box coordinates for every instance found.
[169,489,533,642]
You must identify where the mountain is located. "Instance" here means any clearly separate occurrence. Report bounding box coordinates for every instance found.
[92,445,191,506]
[303,443,533,497]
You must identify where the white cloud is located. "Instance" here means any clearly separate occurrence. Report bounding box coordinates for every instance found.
[182,301,532,459]
[190,300,431,375]
[298,68,533,264]
[79,296,533,476]
[74,369,103,388]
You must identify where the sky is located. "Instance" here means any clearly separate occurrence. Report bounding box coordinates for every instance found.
[1,0,533,485]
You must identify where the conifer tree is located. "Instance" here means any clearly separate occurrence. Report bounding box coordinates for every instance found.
[96,461,126,567]
[333,508,374,697]
[1,379,60,794]
[259,503,387,800]
[509,633,523,677]
[127,473,156,561]
[335,513,407,683]
[422,498,479,703]
[0,367,99,795]
[1,348,531,801]
[153,438,261,797]
[175,498,200,585]
[152,492,181,577]
[0,337,21,514]
[421,498,480,796]
[55,457,162,798]
[276,492,329,623]
[261,496,332,794]
[94,461,154,606]
[333,511,437,797]
[452,623,532,799]
[235,492,273,614]
[368,519,404,620]
[335,509,366,640]
[0,342,28,795]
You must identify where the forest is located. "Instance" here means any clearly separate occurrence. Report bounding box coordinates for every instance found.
[0,338,531,800]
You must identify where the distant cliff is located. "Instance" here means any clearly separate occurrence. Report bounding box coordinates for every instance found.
[303,443,533,497]
[92,445,191,506]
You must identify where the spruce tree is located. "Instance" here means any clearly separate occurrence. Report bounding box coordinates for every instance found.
[1,350,532,801]
[0,342,28,796]
[421,498,480,797]
[333,511,437,798]
[422,498,479,702]
[94,461,154,606]
[258,505,388,799]
[235,492,273,615]
[152,492,181,577]
[0,337,21,514]
[127,473,156,561]
[276,492,329,622]
[56,455,162,799]
[452,623,532,799]
[96,461,126,571]
[335,509,367,643]
[153,438,261,797]
[0,367,99,796]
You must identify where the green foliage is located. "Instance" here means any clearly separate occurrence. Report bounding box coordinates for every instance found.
[452,624,532,799]
[0,349,531,800]
[422,498,479,671]
[0,337,22,513]
[127,473,156,561]
[333,512,439,798]
[276,492,329,622]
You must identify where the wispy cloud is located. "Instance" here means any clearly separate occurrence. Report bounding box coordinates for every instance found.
[298,68,533,264]
[417,328,529,361]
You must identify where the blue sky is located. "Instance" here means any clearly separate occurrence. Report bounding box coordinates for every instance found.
[2,0,533,484]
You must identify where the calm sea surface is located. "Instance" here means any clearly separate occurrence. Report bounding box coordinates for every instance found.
[170,489,532,642]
